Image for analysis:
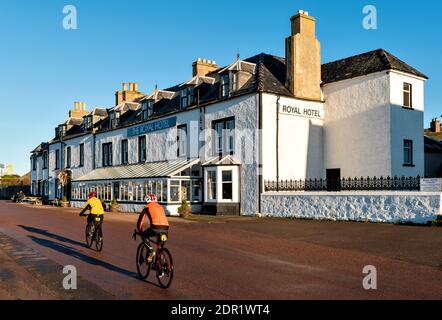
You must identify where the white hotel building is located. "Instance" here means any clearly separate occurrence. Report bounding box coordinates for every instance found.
[30,11,429,217]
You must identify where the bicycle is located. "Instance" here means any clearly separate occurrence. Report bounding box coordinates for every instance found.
[80,213,104,252]
[133,230,174,288]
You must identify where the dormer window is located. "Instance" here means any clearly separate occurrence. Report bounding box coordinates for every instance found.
[115,111,120,127]
[148,101,154,118]
[83,116,92,131]
[231,72,238,91]
[141,101,148,120]
[221,74,229,98]
[142,100,154,120]
[188,87,195,105]
[181,89,188,109]
[58,125,67,137]
[181,87,197,109]
[109,111,119,129]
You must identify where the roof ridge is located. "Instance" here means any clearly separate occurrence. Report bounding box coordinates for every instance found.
[322,48,384,66]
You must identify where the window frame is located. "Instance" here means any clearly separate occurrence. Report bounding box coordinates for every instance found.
[177,124,188,158]
[206,169,217,201]
[66,147,71,169]
[141,101,148,120]
[403,82,413,109]
[181,89,188,109]
[138,136,147,163]
[102,142,113,167]
[403,139,414,166]
[109,112,115,129]
[32,156,37,171]
[222,170,233,200]
[55,149,60,170]
[221,74,230,98]
[121,139,129,165]
[212,117,235,156]
[79,143,84,167]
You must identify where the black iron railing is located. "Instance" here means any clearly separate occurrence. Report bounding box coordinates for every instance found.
[264,176,421,192]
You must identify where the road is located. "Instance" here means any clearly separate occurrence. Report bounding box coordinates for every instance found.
[0,200,441,299]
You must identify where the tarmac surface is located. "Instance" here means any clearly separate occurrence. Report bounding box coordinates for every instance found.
[0,200,441,300]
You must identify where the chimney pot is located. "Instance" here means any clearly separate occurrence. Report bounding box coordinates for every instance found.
[134,83,139,92]
[192,58,219,77]
[122,83,128,91]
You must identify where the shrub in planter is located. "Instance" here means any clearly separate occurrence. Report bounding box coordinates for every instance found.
[109,199,119,213]
[177,200,192,218]
[60,196,70,208]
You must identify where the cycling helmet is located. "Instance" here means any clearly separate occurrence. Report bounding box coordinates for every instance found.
[89,191,97,198]
[145,194,157,203]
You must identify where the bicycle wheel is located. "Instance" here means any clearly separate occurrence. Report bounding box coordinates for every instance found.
[156,248,174,288]
[85,224,93,248]
[136,243,151,280]
[95,226,103,252]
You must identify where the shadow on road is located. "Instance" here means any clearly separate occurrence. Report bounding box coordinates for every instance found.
[27,235,138,279]
[18,225,86,248]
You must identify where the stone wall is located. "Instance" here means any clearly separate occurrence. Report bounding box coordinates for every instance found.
[261,191,442,224]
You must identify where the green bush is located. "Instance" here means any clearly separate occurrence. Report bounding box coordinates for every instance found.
[110,198,118,206]
[61,196,68,202]
[177,200,191,218]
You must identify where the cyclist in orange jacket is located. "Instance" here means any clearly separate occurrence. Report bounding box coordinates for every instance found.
[135,194,169,239]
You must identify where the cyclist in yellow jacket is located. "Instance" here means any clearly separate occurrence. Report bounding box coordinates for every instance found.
[79,192,105,228]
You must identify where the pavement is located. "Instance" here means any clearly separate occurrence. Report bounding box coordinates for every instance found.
[0,200,441,300]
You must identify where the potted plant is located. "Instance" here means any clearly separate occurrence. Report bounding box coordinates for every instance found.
[177,199,192,218]
[60,196,70,208]
[109,198,119,213]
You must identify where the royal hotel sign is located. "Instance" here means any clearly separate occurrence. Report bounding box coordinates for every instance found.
[280,104,324,119]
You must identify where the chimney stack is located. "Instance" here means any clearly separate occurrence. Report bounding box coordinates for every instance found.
[285,10,322,101]
[70,101,88,119]
[192,58,219,77]
[431,118,441,133]
[115,82,144,105]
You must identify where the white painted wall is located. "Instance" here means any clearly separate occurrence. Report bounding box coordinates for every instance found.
[323,71,426,179]
[323,72,392,178]
[48,142,61,199]
[63,134,95,180]
[94,108,200,167]
[261,93,324,181]
[203,94,260,215]
[389,71,425,177]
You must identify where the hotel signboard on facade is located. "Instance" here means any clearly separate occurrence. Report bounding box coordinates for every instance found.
[127,117,177,137]
[280,104,324,119]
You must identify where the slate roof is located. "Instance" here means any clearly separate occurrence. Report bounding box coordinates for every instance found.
[425,136,442,153]
[50,49,427,142]
[31,142,49,155]
[73,159,200,182]
[322,49,428,84]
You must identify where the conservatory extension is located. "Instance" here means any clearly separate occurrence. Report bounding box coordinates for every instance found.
[71,159,202,214]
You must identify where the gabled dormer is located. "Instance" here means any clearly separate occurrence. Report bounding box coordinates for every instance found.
[218,59,257,98]
[179,75,215,109]
[140,89,174,120]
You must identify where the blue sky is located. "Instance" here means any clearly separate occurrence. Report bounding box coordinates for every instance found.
[0,0,441,175]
